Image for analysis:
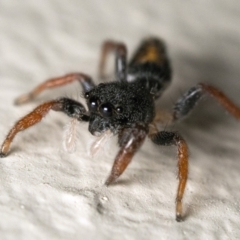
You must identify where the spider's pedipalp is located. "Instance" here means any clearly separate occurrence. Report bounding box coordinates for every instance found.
[63,118,79,154]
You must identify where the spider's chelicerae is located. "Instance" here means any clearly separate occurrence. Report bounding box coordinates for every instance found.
[1,37,240,221]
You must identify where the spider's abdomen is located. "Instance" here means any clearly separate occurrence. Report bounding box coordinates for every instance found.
[127,37,172,99]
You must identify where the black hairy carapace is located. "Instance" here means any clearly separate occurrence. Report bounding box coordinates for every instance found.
[86,81,155,134]
[1,37,240,222]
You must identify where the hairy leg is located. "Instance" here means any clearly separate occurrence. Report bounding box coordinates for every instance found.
[105,124,147,185]
[0,98,88,157]
[98,40,127,82]
[152,83,240,127]
[149,131,188,222]
[15,73,95,105]
[173,83,240,121]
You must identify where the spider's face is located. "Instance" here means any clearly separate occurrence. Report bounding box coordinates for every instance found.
[85,82,155,136]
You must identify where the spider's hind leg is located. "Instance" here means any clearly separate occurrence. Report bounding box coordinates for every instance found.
[98,40,127,82]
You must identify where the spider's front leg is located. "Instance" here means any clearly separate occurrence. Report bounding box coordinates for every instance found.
[15,73,95,105]
[0,98,89,157]
[149,130,188,222]
[105,124,147,185]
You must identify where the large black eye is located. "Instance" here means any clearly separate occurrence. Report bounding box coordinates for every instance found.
[100,103,113,117]
[89,97,98,111]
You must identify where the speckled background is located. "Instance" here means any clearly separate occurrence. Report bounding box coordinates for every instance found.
[0,1,240,239]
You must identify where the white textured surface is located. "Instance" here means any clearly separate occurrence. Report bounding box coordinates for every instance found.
[1,1,240,239]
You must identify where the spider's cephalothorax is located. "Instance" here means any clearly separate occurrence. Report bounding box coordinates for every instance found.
[1,37,240,222]
[85,81,155,135]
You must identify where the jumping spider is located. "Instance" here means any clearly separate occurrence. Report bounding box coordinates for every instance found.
[1,37,240,221]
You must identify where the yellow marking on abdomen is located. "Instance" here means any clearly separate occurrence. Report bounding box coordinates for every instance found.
[134,45,164,65]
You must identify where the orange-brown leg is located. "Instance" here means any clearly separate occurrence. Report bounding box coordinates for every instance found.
[149,131,188,222]
[200,83,240,119]
[15,73,95,105]
[173,83,240,121]
[98,40,127,82]
[0,98,88,157]
[105,124,147,185]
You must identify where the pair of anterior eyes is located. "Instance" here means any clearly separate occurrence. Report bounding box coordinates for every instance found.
[86,94,123,117]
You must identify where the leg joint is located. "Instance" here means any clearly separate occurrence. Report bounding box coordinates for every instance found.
[54,98,88,121]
